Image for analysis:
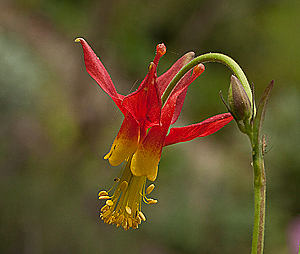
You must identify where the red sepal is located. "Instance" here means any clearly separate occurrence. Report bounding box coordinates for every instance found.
[76,38,125,113]
[164,113,233,146]
[122,63,161,131]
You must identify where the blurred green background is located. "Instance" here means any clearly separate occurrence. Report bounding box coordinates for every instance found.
[1,0,299,253]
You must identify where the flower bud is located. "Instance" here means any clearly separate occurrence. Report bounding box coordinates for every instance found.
[228,75,252,120]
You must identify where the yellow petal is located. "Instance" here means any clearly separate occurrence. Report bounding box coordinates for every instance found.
[104,113,139,166]
[131,147,160,181]
[130,125,165,181]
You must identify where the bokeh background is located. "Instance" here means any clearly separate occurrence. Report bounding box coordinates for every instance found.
[1,0,300,253]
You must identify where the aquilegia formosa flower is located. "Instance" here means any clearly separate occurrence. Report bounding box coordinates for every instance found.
[76,38,233,230]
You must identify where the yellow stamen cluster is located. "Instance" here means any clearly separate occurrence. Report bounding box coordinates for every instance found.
[98,157,157,230]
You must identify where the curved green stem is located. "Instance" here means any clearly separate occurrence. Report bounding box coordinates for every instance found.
[161,53,252,105]
[162,52,267,254]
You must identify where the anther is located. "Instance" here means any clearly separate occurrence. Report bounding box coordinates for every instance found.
[138,211,146,221]
[98,190,108,197]
[147,198,158,204]
[127,217,133,228]
[101,205,109,212]
[132,220,139,229]
[104,216,111,224]
[122,220,128,230]
[102,209,112,218]
[118,214,125,225]
[125,206,132,215]
[136,216,142,224]
[98,195,110,200]
[108,217,113,225]
[146,184,155,194]
[106,200,114,206]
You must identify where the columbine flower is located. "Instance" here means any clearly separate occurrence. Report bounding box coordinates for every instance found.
[76,38,233,230]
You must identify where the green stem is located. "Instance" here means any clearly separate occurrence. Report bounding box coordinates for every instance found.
[162,52,266,253]
[249,127,266,254]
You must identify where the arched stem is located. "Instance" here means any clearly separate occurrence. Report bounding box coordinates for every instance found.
[162,52,267,254]
[162,53,252,105]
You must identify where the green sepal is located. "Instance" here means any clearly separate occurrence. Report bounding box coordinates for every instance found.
[252,80,274,140]
[228,75,252,121]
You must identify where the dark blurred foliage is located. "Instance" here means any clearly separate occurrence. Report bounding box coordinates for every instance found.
[0,0,299,253]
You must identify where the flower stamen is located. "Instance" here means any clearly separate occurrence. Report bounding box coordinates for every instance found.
[146,183,155,194]
[99,156,157,230]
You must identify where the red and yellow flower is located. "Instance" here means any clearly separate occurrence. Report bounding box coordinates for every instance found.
[76,38,233,230]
